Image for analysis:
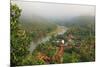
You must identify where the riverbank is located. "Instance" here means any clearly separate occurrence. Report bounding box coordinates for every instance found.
[29,25,68,53]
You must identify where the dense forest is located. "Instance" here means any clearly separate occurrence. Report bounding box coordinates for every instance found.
[11,3,95,66]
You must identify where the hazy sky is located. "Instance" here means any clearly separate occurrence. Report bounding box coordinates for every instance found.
[12,1,95,20]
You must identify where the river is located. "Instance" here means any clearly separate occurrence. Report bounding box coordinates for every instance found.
[29,25,68,53]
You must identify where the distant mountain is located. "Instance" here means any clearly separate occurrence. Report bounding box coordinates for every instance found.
[52,15,95,26]
[19,14,57,32]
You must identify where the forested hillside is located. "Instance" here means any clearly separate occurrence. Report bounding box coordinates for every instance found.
[11,3,95,66]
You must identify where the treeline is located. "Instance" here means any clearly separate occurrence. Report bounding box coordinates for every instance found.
[20,13,57,42]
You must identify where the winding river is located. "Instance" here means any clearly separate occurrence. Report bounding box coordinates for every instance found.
[29,25,68,53]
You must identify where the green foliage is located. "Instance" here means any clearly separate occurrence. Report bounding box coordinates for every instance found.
[71,51,80,62]
[22,54,45,65]
[63,53,72,63]
[11,4,31,66]
[10,3,95,66]
[79,36,95,62]
[34,41,56,57]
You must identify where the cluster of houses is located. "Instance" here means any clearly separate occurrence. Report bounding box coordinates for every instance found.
[36,33,81,64]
